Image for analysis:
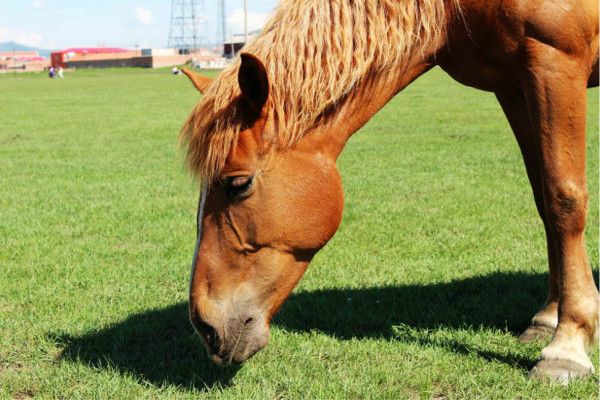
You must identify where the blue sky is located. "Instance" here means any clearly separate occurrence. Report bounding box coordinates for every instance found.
[0,0,278,50]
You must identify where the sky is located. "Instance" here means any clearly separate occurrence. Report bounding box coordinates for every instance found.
[0,0,278,50]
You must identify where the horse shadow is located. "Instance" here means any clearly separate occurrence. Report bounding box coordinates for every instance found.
[49,304,241,391]
[49,270,598,390]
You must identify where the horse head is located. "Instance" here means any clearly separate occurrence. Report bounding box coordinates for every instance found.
[183,55,345,365]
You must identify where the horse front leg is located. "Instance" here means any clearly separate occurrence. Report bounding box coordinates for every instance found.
[495,90,560,342]
[521,43,599,383]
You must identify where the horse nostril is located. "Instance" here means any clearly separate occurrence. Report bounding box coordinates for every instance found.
[196,320,220,353]
[245,317,253,325]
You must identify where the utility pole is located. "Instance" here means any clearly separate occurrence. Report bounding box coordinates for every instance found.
[243,0,248,45]
[12,46,16,78]
[217,0,227,56]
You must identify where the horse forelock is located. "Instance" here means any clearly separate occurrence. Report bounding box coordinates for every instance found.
[180,0,457,184]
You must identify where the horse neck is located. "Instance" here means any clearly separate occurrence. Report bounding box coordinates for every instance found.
[302,47,441,160]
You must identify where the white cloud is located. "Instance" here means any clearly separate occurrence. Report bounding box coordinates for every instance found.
[32,0,46,8]
[227,8,268,35]
[0,27,44,47]
[135,6,153,25]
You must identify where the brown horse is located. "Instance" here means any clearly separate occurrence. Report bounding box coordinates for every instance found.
[180,0,599,382]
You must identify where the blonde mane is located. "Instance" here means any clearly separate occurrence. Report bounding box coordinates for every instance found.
[181,0,455,183]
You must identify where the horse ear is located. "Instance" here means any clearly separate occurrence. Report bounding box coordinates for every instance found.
[238,53,269,112]
[181,68,212,93]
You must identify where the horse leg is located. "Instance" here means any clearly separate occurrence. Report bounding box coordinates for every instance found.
[495,90,558,342]
[521,44,599,382]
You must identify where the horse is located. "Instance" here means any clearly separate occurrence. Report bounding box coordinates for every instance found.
[179,0,599,383]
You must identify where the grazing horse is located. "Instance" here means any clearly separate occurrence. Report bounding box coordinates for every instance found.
[180,0,599,382]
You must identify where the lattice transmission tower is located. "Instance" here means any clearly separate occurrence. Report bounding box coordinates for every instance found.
[167,0,208,53]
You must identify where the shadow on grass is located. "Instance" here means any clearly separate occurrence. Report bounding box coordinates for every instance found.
[49,306,240,391]
[49,270,598,389]
[275,270,551,371]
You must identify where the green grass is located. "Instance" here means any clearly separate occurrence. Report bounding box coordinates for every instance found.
[0,67,598,399]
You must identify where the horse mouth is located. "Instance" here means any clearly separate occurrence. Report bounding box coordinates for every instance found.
[210,319,249,366]
[207,317,268,367]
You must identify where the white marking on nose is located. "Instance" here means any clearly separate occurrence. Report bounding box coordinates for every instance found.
[189,185,208,293]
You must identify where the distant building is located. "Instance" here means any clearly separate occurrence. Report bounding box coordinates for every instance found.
[0,51,49,72]
[50,47,135,68]
[48,46,226,69]
[135,48,191,68]
[1,46,224,72]
[223,31,260,58]
[141,48,177,57]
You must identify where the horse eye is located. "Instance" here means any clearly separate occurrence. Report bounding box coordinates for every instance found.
[225,176,254,198]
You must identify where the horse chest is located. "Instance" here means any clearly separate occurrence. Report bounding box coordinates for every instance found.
[440,55,517,92]
[438,48,519,93]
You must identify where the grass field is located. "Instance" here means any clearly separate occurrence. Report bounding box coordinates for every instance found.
[0,67,598,399]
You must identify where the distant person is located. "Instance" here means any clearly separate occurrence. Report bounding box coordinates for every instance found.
[48,66,55,78]
[57,67,64,78]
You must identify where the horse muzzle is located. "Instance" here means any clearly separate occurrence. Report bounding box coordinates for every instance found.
[190,305,270,366]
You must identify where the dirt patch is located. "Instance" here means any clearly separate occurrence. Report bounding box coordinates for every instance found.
[13,389,35,399]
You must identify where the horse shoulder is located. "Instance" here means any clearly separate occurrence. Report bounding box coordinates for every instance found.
[521,0,598,56]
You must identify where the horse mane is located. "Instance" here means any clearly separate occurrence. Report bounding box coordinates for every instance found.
[181,0,456,183]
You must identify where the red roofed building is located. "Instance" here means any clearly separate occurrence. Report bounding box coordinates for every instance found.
[50,47,134,68]
[0,51,49,72]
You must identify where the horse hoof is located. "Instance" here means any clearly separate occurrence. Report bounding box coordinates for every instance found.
[528,359,593,384]
[519,324,555,343]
